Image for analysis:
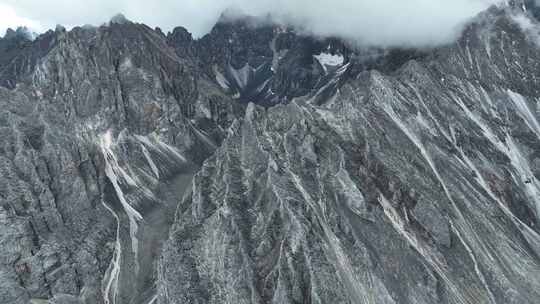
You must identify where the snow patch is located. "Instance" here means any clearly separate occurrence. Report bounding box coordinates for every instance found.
[101,198,121,304]
[335,168,369,219]
[214,67,230,90]
[140,144,160,179]
[135,135,187,162]
[314,53,344,73]
[99,130,142,304]
[508,90,540,139]
[228,64,253,90]
[314,53,344,67]
[100,131,143,258]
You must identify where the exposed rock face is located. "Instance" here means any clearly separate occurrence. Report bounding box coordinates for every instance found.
[0,20,234,304]
[160,6,540,304]
[0,27,54,89]
[1,3,540,304]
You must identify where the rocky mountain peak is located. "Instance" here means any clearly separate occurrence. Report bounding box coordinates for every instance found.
[1,4,540,304]
[110,13,131,25]
[3,26,34,40]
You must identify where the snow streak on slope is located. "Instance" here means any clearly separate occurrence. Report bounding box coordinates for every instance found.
[100,130,144,259]
[101,197,121,304]
[140,144,160,179]
[99,130,144,304]
[98,129,197,304]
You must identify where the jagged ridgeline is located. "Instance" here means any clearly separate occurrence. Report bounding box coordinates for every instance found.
[1,2,540,304]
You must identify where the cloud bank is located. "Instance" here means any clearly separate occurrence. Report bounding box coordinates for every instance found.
[2,0,503,47]
[0,3,45,36]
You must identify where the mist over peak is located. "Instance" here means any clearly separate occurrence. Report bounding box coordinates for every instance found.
[2,0,506,47]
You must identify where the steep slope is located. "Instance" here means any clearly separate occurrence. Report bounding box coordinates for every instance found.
[1,3,540,304]
[0,27,55,89]
[159,6,540,304]
[0,19,236,304]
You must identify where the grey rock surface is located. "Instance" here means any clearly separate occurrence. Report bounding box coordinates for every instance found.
[0,18,235,304]
[0,2,540,304]
[160,5,540,304]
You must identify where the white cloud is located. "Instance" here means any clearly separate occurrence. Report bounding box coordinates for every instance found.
[0,3,45,36]
[2,0,504,46]
[511,10,540,45]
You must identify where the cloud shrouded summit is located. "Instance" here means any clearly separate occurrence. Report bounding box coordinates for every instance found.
[2,0,501,47]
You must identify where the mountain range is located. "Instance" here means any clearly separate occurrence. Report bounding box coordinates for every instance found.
[1,1,540,304]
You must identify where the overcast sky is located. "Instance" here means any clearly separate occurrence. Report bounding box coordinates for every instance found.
[0,0,504,47]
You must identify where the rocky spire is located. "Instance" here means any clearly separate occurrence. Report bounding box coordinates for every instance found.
[3,27,33,41]
[110,13,131,25]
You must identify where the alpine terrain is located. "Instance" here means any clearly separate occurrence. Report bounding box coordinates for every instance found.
[1,1,540,304]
